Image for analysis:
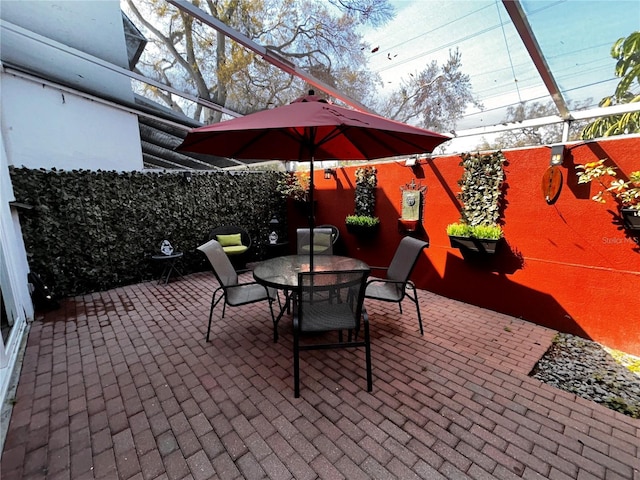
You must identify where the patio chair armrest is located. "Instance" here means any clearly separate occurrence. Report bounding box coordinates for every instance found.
[368,266,389,272]
[366,278,404,287]
[233,280,264,288]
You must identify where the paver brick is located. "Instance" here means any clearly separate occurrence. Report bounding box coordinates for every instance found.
[176,430,201,458]
[3,273,639,480]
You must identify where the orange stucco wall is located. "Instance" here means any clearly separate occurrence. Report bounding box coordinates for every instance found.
[289,136,640,355]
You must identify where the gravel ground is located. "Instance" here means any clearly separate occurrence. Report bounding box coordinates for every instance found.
[530,333,640,418]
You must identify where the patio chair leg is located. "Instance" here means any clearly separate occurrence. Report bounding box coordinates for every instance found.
[408,283,424,336]
[206,288,224,342]
[293,317,300,398]
[269,297,279,343]
[363,311,372,392]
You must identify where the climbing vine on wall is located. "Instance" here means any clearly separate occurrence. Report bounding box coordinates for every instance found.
[10,167,285,298]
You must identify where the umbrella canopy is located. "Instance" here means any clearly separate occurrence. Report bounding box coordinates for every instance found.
[177,93,450,161]
[177,92,451,268]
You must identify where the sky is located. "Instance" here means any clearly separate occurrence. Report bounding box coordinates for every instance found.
[360,0,639,146]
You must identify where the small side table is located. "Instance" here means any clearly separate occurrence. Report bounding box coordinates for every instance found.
[266,241,289,259]
[151,252,184,284]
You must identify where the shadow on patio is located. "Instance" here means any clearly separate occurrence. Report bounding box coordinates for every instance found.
[2,272,638,479]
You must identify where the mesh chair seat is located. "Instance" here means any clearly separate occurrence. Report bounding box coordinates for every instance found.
[299,303,356,332]
[363,279,403,302]
[226,283,277,306]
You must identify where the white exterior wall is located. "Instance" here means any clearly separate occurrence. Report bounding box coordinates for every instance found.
[2,73,142,171]
[0,1,144,442]
[0,126,33,425]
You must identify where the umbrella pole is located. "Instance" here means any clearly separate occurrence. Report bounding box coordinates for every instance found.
[309,157,315,270]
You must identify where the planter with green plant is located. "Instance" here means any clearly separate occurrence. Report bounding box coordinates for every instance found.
[576,159,640,232]
[447,151,506,254]
[346,166,379,236]
[345,214,381,234]
[446,223,503,253]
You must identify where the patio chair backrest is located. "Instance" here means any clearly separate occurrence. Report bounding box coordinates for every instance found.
[317,224,340,245]
[386,236,429,282]
[197,239,238,287]
[296,228,334,255]
[297,269,369,333]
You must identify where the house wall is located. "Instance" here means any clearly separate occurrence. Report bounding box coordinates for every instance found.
[1,74,142,171]
[0,0,143,439]
[0,130,33,427]
[1,0,143,171]
[308,136,640,355]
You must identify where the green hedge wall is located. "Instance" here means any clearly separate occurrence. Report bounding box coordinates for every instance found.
[9,167,286,298]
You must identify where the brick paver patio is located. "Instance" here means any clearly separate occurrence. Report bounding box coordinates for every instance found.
[1,270,638,479]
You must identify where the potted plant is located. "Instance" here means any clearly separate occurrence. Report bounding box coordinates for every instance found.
[276,171,310,201]
[345,214,380,234]
[576,159,640,231]
[447,151,506,254]
[276,171,313,214]
[346,166,379,236]
[446,223,503,253]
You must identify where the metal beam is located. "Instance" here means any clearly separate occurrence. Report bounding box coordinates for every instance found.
[453,101,640,139]
[502,0,571,120]
[166,0,373,113]
[0,19,240,119]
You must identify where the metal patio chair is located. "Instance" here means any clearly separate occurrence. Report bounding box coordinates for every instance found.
[293,268,372,398]
[364,236,429,335]
[197,239,278,342]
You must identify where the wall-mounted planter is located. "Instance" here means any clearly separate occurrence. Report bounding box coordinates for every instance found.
[346,223,380,236]
[621,208,640,232]
[449,235,502,254]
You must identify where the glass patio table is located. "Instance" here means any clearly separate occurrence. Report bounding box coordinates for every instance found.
[253,254,369,290]
[253,254,370,336]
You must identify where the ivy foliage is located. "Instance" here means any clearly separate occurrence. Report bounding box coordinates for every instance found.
[10,167,285,298]
[457,151,506,226]
[353,166,377,217]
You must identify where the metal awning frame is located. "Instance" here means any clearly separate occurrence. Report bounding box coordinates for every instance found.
[4,3,639,162]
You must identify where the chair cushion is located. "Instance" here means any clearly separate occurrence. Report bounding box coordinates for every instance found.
[216,233,243,247]
[314,233,332,245]
[300,244,331,254]
[222,245,248,255]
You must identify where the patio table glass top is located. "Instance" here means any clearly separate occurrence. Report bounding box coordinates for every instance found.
[253,254,369,290]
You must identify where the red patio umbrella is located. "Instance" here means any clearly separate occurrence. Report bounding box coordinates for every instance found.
[177,91,450,267]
